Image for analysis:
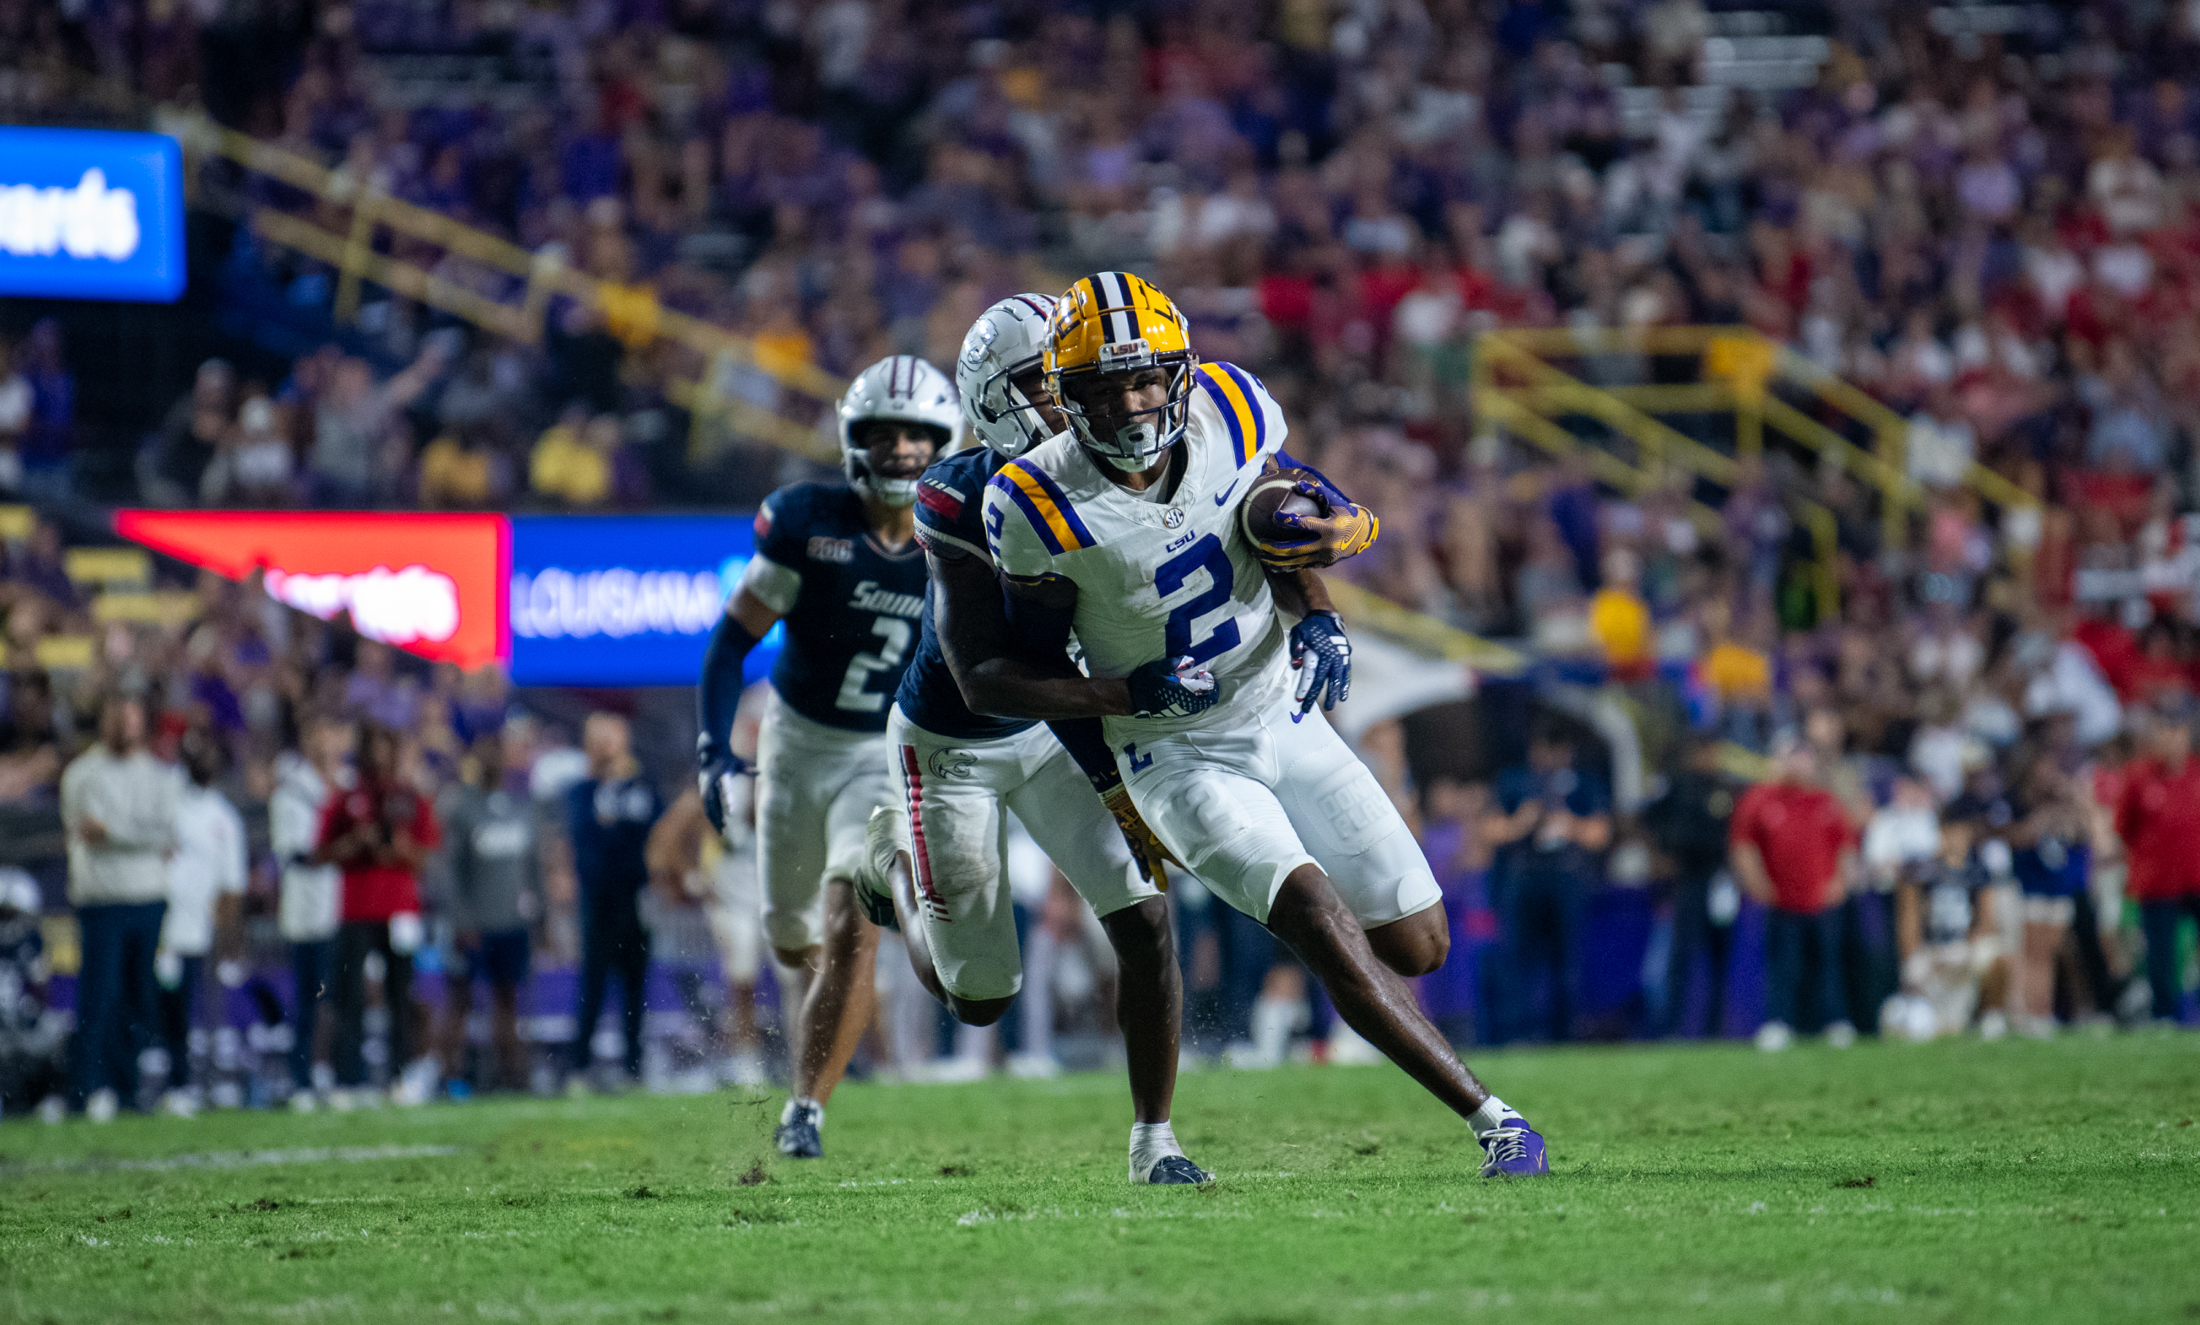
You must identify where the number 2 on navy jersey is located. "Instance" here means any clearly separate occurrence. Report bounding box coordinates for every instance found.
[835,617,912,712]
[1156,534,1239,668]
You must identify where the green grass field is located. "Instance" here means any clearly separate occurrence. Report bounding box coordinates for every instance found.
[3,1035,2196,1324]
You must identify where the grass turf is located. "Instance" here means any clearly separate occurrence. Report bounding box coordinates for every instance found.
[2,1034,2196,1324]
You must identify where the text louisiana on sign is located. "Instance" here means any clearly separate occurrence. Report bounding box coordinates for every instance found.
[504,516,762,686]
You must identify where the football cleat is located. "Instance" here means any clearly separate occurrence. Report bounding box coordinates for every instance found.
[856,806,907,931]
[1147,1155,1214,1185]
[1477,1123,1550,1178]
[776,1099,824,1159]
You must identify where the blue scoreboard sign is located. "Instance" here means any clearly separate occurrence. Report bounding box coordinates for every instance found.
[0,128,187,302]
[506,515,780,687]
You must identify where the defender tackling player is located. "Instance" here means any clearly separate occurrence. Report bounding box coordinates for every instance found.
[859,293,1208,1183]
[974,272,1550,1178]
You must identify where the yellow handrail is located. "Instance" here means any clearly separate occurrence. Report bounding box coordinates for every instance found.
[164,112,849,462]
[1476,327,1850,625]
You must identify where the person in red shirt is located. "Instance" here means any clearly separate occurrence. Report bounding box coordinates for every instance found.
[316,721,441,1103]
[2114,709,2200,1022]
[1729,739,1858,1050]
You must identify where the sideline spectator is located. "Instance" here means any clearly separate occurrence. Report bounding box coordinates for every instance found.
[271,716,350,1107]
[60,694,181,1121]
[155,728,246,1117]
[316,721,439,1107]
[1642,735,1739,1038]
[434,733,540,1095]
[1483,718,1611,1043]
[1730,738,1856,1051]
[565,713,662,1087]
[2115,710,2200,1023]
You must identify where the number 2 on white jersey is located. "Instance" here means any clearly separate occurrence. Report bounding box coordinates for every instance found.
[1157,534,1239,668]
[835,616,911,712]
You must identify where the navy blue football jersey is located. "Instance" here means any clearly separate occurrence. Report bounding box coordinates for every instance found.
[752,481,929,733]
[896,448,1032,742]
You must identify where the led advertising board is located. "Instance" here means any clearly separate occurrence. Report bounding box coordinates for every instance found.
[506,515,772,687]
[114,510,510,670]
[112,511,771,686]
[0,128,187,302]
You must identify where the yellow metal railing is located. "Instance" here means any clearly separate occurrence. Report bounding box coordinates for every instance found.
[1473,325,2046,621]
[159,111,844,463]
[1476,325,2042,549]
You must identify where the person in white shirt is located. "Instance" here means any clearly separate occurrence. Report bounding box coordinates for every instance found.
[269,716,351,1108]
[60,694,182,1121]
[155,730,247,1118]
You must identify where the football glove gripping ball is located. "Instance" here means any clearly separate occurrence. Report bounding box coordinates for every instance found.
[696,733,750,842]
[1126,655,1220,720]
[1098,776,1179,888]
[1289,610,1351,719]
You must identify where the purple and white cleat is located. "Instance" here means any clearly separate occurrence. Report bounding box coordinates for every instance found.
[1477,1122,1550,1177]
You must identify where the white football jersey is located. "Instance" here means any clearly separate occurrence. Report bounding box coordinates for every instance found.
[983,360,1291,739]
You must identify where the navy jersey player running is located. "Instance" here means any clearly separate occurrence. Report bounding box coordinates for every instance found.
[695,355,950,1158]
[854,295,1207,1184]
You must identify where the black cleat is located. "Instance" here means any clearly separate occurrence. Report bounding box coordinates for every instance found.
[1147,1155,1213,1184]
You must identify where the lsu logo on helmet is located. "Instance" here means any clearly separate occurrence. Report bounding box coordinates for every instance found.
[1045,272,1199,473]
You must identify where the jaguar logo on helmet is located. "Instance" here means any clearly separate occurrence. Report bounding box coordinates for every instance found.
[1045,271,1198,475]
[955,293,1061,459]
[837,354,961,506]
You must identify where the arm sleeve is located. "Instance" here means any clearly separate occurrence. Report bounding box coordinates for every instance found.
[915,470,991,562]
[698,614,762,758]
[1045,719,1121,790]
[741,489,806,613]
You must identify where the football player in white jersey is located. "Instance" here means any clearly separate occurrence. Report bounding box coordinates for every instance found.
[972,271,1550,1178]
[855,294,1209,1183]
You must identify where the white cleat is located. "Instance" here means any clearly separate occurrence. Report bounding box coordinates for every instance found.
[160,1088,199,1119]
[1754,1021,1793,1053]
[85,1088,118,1123]
[1824,1020,1857,1049]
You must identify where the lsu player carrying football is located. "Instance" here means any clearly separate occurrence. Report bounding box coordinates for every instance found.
[695,355,949,1159]
[855,294,1209,1184]
[973,272,1550,1178]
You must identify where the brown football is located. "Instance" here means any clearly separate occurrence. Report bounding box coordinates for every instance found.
[1239,472,1329,546]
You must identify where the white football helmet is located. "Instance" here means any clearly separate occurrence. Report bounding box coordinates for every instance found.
[837,355,960,505]
[955,294,1059,458]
